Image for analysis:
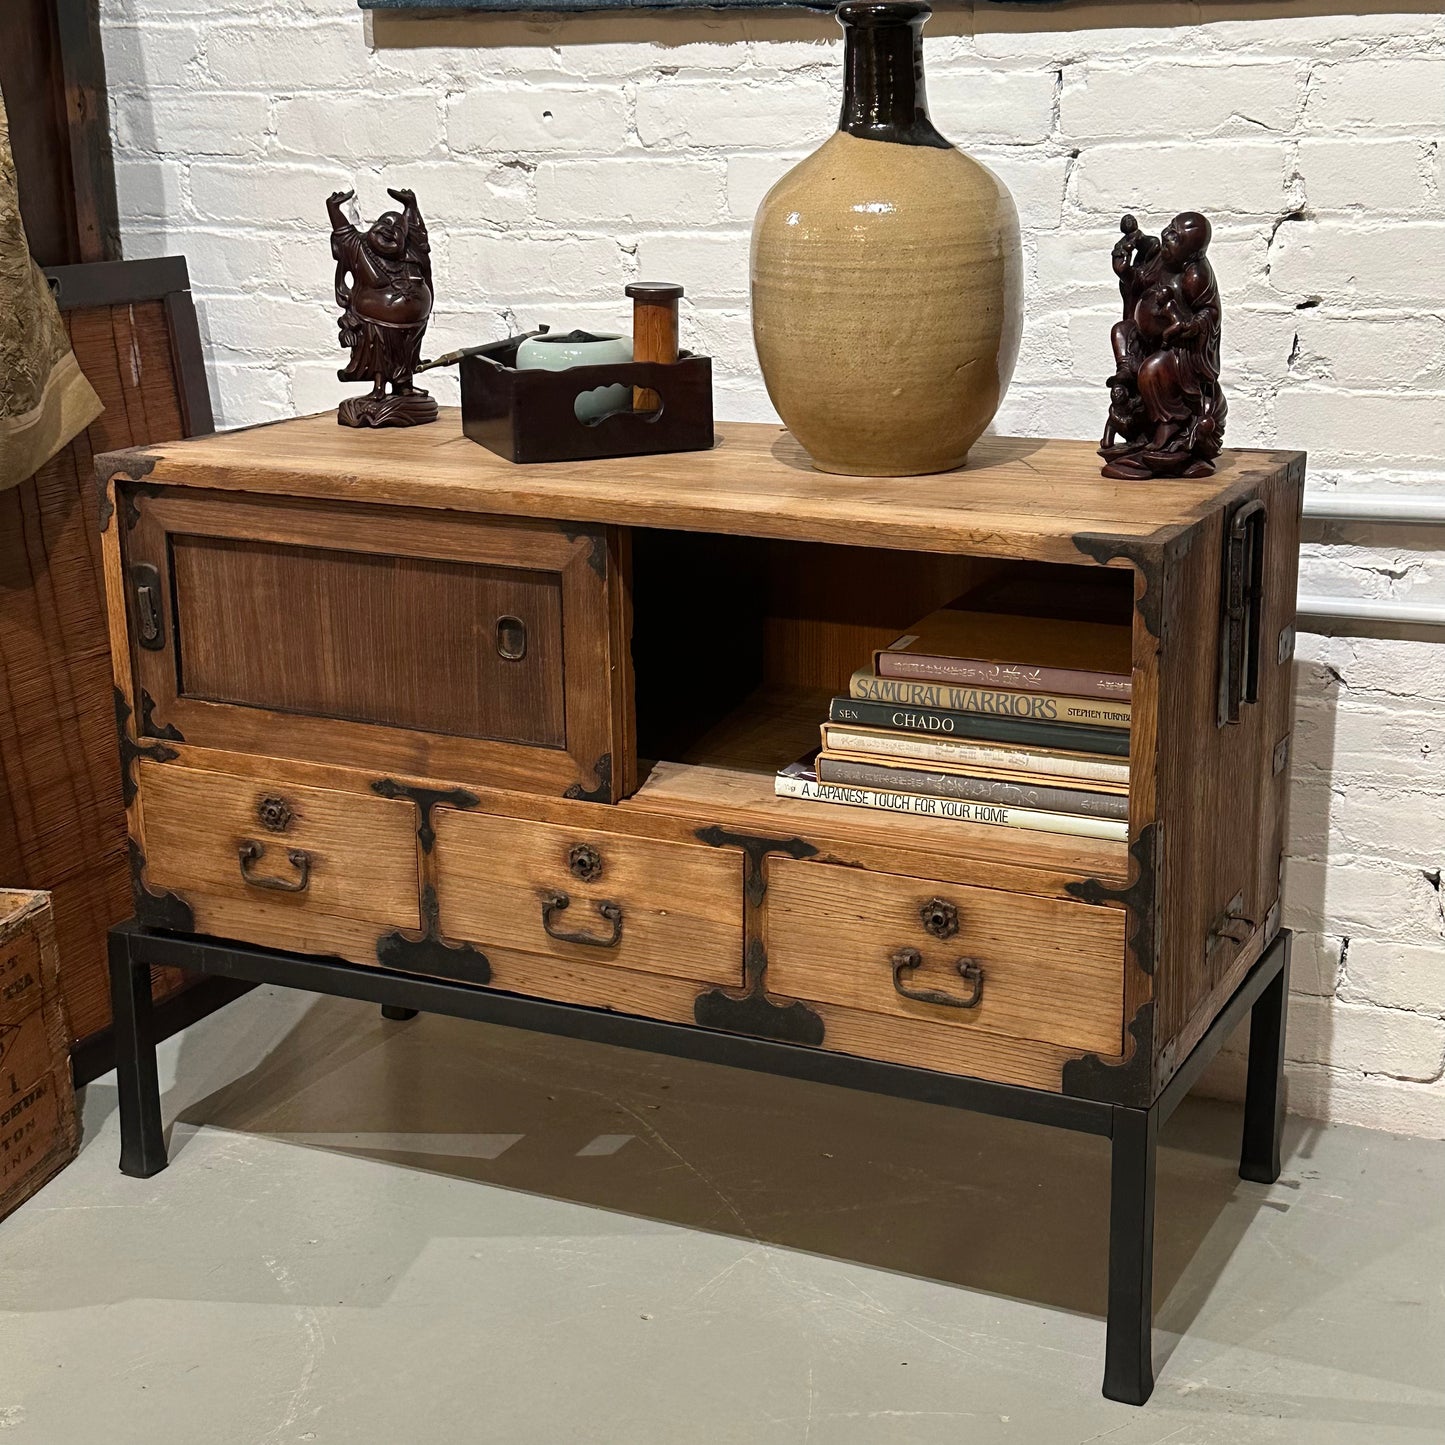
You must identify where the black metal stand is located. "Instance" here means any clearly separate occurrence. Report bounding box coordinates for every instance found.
[106,920,1290,1406]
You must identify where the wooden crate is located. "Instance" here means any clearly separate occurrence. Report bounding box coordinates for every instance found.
[0,890,79,1221]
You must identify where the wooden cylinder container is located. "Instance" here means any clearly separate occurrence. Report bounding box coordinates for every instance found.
[625,281,683,413]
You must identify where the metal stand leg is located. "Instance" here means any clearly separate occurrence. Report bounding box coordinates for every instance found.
[1104,1104,1157,1405]
[107,930,168,1178]
[1240,937,1290,1184]
[381,1005,419,1022]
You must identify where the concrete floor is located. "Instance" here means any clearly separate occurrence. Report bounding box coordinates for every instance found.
[1,988,1442,1444]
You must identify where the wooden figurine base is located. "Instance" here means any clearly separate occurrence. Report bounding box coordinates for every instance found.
[337,390,438,429]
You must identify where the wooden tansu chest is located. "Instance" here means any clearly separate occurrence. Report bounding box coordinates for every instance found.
[0,891,79,1220]
[97,415,1303,1108]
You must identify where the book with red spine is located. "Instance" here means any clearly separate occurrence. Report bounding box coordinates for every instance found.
[875,606,1132,701]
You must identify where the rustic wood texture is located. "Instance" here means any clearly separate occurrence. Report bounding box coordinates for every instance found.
[170,536,566,746]
[0,891,79,1221]
[138,761,421,932]
[1150,459,1304,1089]
[123,489,620,800]
[107,410,1304,565]
[98,412,1304,1104]
[766,856,1124,1053]
[433,809,744,987]
[3,0,118,266]
[632,686,1130,899]
[3,294,199,1043]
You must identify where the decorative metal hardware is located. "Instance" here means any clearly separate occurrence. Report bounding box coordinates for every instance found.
[238,840,312,893]
[1272,735,1291,776]
[919,897,958,940]
[377,884,491,984]
[371,779,480,854]
[889,947,984,1009]
[131,562,165,650]
[128,837,193,932]
[692,825,824,1045]
[564,752,613,804]
[257,796,294,833]
[1207,891,1255,953]
[496,614,527,661]
[540,890,622,948]
[1218,498,1268,726]
[139,690,183,742]
[567,843,603,883]
[114,688,178,808]
[1277,625,1295,665]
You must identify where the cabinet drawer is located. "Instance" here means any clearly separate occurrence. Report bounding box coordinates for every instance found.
[767,858,1124,1054]
[139,762,421,943]
[434,812,743,987]
[121,488,623,799]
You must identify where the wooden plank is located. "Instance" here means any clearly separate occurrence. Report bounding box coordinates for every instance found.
[108,411,1304,565]
[137,760,422,929]
[433,809,744,987]
[0,891,80,1221]
[766,856,1124,1053]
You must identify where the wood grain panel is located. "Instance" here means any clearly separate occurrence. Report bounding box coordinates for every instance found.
[138,761,420,929]
[171,534,566,746]
[107,410,1306,566]
[767,857,1124,1053]
[434,809,744,987]
[1152,461,1303,1084]
[122,490,622,800]
[0,891,79,1221]
[1,295,193,1043]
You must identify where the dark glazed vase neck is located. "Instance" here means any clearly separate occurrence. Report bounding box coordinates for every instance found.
[837,1,950,150]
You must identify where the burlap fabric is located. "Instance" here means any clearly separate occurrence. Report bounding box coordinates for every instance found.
[0,87,103,491]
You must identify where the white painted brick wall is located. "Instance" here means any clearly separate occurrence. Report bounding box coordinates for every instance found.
[99,0,1445,1137]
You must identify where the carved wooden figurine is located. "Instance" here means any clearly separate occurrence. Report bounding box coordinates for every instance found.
[1099,211,1226,479]
[327,187,437,428]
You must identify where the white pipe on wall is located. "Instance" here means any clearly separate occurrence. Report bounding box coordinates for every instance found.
[1296,495,1444,627]
[1296,595,1445,628]
[1303,495,1445,525]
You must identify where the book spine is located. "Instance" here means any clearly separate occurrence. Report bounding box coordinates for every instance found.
[850,669,1130,729]
[774,774,1129,842]
[822,727,1129,785]
[875,649,1132,701]
[817,757,1129,820]
[830,696,1132,759]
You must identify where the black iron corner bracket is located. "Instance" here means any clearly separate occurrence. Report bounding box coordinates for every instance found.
[115,688,178,807]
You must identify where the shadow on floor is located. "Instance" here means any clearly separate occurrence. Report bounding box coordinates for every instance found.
[117,991,1298,1345]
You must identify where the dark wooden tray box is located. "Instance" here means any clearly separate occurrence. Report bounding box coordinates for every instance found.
[459,333,714,464]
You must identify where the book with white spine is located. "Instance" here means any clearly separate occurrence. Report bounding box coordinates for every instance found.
[775,756,1129,842]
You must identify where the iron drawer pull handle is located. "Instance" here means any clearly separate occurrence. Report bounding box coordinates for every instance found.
[541,890,623,948]
[238,839,312,893]
[889,948,984,1009]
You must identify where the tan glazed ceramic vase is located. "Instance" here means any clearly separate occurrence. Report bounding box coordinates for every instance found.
[750,0,1023,477]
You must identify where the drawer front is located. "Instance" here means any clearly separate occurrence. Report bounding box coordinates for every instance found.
[139,761,421,939]
[121,488,621,799]
[767,858,1124,1054]
[434,811,743,987]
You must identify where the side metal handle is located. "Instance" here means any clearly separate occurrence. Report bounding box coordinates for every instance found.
[132,562,165,651]
[1219,498,1268,725]
[541,889,622,948]
[238,839,312,893]
[889,947,984,1009]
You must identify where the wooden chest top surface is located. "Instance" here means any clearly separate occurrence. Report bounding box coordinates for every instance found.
[104,410,1303,565]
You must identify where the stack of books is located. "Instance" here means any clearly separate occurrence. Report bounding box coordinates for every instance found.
[776,602,1132,842]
